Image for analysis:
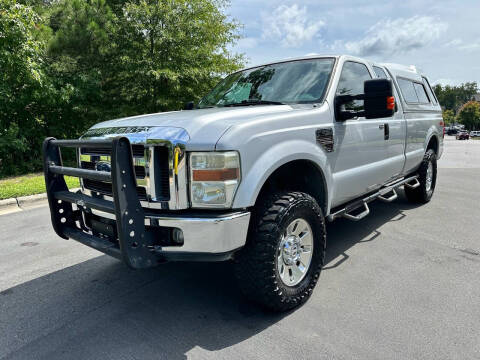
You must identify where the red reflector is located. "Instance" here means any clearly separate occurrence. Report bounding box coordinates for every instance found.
[439,121,444,127]
[386,96,395,110]
[193,168,239,181]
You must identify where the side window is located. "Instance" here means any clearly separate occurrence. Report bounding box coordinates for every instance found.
[397,78,418,103]
[413,83,430,103]
[336,61,372,111]
[422,77,438,104]
[373,66,388,79]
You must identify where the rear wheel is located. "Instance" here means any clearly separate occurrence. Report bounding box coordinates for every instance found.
[234,191,326,312]
[405,149,437,203]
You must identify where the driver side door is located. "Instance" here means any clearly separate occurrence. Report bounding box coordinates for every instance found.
[331,61,395,207]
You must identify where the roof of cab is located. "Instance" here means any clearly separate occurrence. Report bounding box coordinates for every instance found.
[239,54,426,81]
[380,62,425,81]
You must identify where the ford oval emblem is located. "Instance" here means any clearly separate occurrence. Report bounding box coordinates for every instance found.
[95,161,111,172]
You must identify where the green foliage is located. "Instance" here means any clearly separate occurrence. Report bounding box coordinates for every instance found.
[0,0,244,177]
[116,0,244,113]
[442,109,455,126]
[0,0,53,176]
[456,101,480,131]
[433,82,478,114]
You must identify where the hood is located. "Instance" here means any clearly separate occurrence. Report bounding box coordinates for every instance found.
[91,105,301,150]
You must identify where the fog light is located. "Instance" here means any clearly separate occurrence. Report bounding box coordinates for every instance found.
[171,228,184,245]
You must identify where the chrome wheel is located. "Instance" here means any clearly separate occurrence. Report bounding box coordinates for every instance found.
[426,162,433,192]
[277,218,314,287]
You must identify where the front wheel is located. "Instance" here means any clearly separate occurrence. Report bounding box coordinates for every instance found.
[405,149,437,203]
[234,191,326,312]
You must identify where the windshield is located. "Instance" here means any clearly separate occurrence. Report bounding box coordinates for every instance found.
[198,58,335,108]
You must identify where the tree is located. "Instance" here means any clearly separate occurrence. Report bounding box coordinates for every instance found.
[456,101,480,130]
[46,0,119,132]
[116,0,244,113]
[0,0,53,175]
[45,0,244,122]
[442,109,455,126]
[433,82,478,114]
[0,0,244,177]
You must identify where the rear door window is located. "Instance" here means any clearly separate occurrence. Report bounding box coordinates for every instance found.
[413,83,430,103]
[397,78,419,103]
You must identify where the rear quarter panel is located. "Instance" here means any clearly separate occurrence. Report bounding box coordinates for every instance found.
[388,70,443,174]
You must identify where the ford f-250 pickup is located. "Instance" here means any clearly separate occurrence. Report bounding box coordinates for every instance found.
[43,55,443,311]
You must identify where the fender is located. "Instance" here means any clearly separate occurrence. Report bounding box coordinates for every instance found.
[424,126,441,157]
[232,138,333,214]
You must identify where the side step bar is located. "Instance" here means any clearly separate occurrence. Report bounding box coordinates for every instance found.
[327,175,419,222]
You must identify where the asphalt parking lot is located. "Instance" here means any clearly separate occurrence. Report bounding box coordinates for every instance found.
[1,136,479,360]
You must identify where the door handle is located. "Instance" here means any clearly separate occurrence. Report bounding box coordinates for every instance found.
[379,124,385,130]
[384,123,390,140]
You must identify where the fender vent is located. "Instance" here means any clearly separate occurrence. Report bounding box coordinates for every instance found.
[316,128,334,152]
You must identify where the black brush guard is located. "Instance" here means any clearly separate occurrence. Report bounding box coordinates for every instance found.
[43,136,159,269]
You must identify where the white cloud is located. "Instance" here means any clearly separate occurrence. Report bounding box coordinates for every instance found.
[344,16,448,57]
[237,37,259,49]
[443,38,480,52]
[445,38,462,47]
[458,42,480,52]
[261,4,325,48]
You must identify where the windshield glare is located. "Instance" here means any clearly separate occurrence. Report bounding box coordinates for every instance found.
[198,58,335,108]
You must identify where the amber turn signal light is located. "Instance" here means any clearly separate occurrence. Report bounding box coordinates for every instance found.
[192,168,240,181]
[386,96,395,110]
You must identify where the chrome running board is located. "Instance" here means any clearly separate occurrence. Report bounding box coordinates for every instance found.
[328,175,419,222]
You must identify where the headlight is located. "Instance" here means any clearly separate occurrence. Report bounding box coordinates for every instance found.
[189,151,241,208]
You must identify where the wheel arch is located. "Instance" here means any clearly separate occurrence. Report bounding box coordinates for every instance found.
[232,139,332,215]
[254,159,328,215]
[426,134,439,154]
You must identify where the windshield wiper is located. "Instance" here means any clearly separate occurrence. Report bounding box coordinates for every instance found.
[224,99,286,107]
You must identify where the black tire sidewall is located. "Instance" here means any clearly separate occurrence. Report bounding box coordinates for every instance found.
[234,192,326,311]
[273,199,325,298]
[422,149,437,201]
[405,149,437,203]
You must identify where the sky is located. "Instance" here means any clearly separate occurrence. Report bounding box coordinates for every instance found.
[228,0,480,86]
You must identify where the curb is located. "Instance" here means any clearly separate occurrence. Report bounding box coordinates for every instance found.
[0,198,19,213]
[0,188,80,214]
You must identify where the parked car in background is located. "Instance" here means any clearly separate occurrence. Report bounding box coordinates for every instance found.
[456,131,470,140]
[447,128,458,135]
[470,131,480,138]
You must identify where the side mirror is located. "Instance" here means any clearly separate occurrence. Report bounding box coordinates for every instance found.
[363,79,395,119]
[334,79,396,121]
[184,101,195,110]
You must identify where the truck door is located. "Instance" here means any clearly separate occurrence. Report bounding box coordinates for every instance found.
[372,65,406,181]
[331,61,405,207]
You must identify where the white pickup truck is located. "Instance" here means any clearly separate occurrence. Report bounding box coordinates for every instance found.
[43,55,443,311]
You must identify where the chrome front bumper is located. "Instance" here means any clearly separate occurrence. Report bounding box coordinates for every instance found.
[147,212,251,255]
[88,207,251,259]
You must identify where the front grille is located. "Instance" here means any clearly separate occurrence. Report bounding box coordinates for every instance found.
[153,146,170,201]
[79,143,170,204]
[81,161,146,178]
[83,179,147,200]
[81,145,145,157]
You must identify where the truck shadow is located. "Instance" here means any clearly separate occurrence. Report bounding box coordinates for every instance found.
[324,189,420,269]
[1,190,418,360]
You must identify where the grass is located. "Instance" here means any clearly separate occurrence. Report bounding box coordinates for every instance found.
[0,173,79,200]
